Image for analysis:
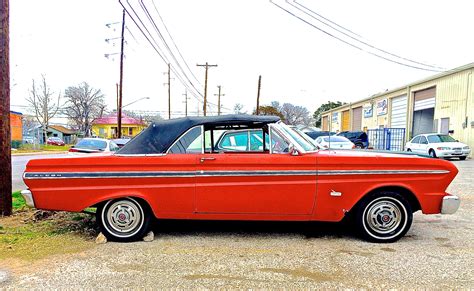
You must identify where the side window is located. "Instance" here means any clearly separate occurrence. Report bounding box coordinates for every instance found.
[270,127,289,154]
[411,136,420,144]
[249,130,264,151]
[168,126,202,154]
[420,136,428,144]
[219,131,249,151]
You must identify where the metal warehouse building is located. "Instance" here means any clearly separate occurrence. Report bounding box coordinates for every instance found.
[321,63,474,156]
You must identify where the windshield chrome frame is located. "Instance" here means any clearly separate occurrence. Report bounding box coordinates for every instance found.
[269,123,307,154]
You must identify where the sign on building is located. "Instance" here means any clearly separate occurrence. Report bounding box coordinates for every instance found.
[363,104,373,118]
[377,99,388,116]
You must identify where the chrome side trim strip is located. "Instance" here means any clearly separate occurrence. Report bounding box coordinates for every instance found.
[23,169,449,179]
[317,170,450,175]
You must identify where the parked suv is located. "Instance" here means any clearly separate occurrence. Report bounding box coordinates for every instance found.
[337,131,368,148]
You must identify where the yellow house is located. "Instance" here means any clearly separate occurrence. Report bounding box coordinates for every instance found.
[92,112,146,139]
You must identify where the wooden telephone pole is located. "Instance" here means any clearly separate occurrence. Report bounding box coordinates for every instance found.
[183,90,189,117]
[0,0,11,216]
[256,75,262,115]
[164,63,171,119]
[117,9,125,138]
[196,62,217,116]
[214,85,225,116]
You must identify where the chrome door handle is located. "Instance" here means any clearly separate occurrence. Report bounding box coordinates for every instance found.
[200,157,216,163]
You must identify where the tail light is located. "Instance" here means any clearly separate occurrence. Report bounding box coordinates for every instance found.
[69,148,79,152]
[352,144,356,149]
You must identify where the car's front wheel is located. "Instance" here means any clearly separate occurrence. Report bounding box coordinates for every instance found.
[429,149,437,158]
[459,156,467,160]
[355,192,413,243]
[97,197,151,242]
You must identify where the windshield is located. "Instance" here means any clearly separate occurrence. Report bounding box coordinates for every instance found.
[292,128,318,149]
[75,139,107,150]
[323,136,350,142]
[275,122,315,152]
[427,134,456,143]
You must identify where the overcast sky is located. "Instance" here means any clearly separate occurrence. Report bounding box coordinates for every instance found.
[9,0,474,119]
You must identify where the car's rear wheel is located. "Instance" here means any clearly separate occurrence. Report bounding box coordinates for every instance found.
[406,148,412,152]
[429,149,437,158]
[355,191,413,243]
[97,197,151,242]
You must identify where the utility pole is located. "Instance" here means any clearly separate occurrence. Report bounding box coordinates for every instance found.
[164,63,171,119]
[183,90,189,117]
[214,85,225,116]
[0,0,11,216]
[256,75,262,115]
[118,9,125,138]
[196,62,217,116]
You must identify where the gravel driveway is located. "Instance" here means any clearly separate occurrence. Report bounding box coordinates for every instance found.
[3,159,473,288]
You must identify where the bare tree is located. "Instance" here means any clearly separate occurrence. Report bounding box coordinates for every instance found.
[25,75,61,143]
[64,82,105,137]
[233,103,246,114]
[280,103,312,126]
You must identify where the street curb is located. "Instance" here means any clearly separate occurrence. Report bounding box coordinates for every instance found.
[11,151,68,156]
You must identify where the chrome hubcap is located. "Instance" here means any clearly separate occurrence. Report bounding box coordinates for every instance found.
[365,200,402,234]
[105,199,143,235]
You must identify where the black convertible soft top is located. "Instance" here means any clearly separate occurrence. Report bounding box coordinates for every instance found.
[117,114,280,154]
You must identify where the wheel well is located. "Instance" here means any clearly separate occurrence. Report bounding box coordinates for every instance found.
[354,186,421,213]
[88,196,153,213]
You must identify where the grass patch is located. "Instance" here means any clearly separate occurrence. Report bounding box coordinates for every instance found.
[0,211,98,261]
[12,191,26,210]
[42,144,72,151]
[13,144,71,154]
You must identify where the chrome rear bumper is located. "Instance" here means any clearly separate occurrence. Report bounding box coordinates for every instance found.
[20,189,36,208]
[441,195,460,214]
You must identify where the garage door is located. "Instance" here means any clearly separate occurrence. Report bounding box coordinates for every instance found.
[352,107,362,131]
[414,87,436,111]
[341,110,350,131]
[390,95,407,128]
[321,116,328,131]
[413,87,436,136]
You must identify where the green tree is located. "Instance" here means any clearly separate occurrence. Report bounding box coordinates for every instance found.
[313,101,346,128]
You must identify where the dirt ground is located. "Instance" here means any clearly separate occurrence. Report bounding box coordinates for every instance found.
[1,159,473,288]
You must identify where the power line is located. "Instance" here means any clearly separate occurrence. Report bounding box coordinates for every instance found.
[150,0,202,86]
[270,1,443,72]
[290,0,445,70]
[139,0,204,101]
[119,0,204,105]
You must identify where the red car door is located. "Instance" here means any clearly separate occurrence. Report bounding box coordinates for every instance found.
[195,152,317,215]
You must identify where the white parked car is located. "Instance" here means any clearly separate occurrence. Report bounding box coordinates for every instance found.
[405,133,470,160]
[314,136,355,149]
[69,138,120,154]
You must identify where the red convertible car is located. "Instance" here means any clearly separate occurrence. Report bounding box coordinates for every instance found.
[22,115,460,243]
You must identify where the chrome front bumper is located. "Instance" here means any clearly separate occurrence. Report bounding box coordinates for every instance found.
[20,189,36,208]
[441,195,460,214]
